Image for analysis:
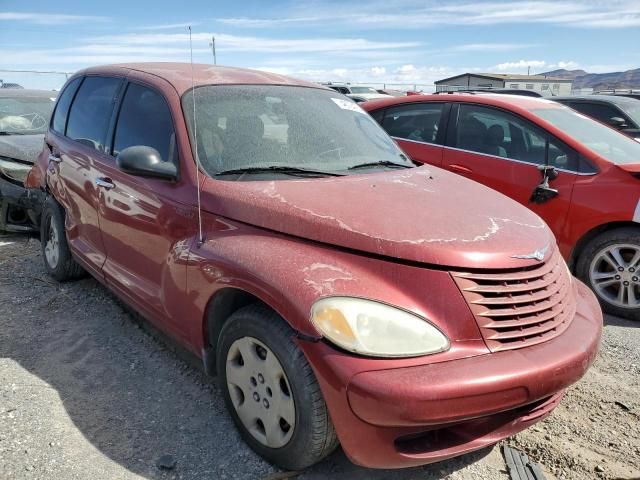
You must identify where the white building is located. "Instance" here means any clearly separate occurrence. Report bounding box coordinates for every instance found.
[435,73,573,96]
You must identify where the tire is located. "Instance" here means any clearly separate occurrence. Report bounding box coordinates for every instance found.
[217,304,338,470]
[576,227,640,321]
[40,197,84,282]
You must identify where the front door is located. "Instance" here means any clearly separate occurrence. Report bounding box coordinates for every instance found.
[93,80,193,338]
[442,103,578,240]
[379,102,448,167]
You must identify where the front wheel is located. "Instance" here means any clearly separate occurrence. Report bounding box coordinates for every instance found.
[217,305,338,470]
[576,227,640,321]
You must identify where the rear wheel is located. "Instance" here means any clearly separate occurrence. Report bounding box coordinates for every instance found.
[576,228,640,321]
[217,305,338,470]
[40,197,84,282]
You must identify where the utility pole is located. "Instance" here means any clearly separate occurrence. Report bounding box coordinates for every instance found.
[209,36,217,65]
[527,66,530,75]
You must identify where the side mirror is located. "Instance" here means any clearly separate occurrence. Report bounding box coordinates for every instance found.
[529,165,559,204]
[116,146,177,181]
[609,116,628,128]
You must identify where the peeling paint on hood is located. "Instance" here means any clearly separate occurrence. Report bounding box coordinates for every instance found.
[201,166,554,269]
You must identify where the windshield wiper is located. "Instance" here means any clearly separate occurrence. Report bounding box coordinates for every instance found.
[348,160,413,170]
[214,165,346,177]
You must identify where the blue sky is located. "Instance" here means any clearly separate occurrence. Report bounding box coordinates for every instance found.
[1,0,639,90]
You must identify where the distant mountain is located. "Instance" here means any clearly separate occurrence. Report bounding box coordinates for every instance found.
[538,68,640,90]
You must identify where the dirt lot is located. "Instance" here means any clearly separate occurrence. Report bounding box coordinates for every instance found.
[1,235,639,480]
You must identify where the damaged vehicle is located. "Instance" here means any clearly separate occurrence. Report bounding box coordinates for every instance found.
[0,89,55,233]
[27,64,602,471]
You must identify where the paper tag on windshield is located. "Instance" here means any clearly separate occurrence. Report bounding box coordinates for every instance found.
[331,97,366,114]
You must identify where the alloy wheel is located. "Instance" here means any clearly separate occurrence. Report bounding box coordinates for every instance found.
[226,336,296,448]
[589,243,640,309]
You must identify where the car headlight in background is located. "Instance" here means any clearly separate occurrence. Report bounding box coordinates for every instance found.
[311,297,449,358]
[0,157,32,184]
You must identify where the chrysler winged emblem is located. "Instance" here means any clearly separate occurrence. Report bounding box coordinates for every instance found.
[511,243,549,262]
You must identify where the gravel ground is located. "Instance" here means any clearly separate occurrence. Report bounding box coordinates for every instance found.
[0,235,638,480]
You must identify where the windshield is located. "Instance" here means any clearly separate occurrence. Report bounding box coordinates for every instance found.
[0,95,55,135]
[350,86,379,94]
[182,85,410,179]
[531,106,640,165]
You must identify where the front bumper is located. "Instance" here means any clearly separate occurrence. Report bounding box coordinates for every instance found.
[0,176,44,233]
[299,280,602,469]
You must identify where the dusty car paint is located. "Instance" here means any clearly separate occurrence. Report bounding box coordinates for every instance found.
[30,64,602,469]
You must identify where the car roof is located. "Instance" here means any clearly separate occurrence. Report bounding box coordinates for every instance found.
[0,88,57,98]
[361,93,563,113]
[76,63,327,96]
[552,94,640,106]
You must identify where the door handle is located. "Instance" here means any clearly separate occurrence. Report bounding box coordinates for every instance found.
[449,164,473,174]
[95,177,115,190]
[48,153,61,163]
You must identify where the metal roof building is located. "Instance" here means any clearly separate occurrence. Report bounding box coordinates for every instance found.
[435,73,573,96]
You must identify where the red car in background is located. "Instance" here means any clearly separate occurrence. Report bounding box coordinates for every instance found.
[363,94,640,321]
[26,65,601,470]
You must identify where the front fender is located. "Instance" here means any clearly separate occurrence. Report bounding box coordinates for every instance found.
[184,215,484,358]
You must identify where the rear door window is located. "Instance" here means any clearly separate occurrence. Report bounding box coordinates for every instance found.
[113,83,177,164]
[51,77,82,135]
[454,104,578,171]
[66,76,122,153]
[382,103,444,144]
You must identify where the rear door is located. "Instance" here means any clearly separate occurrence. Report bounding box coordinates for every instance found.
[442,102,579,236]
[46,75,123,277]
[379,102,448,166]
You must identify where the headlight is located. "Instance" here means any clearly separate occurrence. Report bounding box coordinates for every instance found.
[0,158,31,184]
[310,297,449,358]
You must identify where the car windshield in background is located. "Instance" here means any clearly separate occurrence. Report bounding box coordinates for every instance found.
[620,103,640,127]
[0,95,55,135]
[532,106,640,165]
[350,86,379,94]
[182,85,410,179]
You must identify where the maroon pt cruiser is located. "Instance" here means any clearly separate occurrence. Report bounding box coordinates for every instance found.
[26,63,602,470]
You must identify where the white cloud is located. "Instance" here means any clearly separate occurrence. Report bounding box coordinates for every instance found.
[218,16,325,27]
[216,1,640,29]
[370,66,386,77]
[0,12,108,25]
[450,43,537,52]
[139,22,199,30]
[88,32,420,54]
[495,60,547,71]
[493,59,581,73]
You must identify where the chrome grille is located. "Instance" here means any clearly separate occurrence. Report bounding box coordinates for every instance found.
[451,249,576,352]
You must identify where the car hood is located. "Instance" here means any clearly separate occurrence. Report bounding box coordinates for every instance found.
[201,166,554,269]
[0,134,44,164]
